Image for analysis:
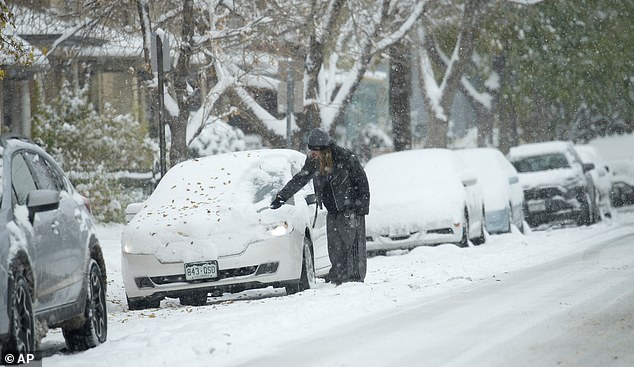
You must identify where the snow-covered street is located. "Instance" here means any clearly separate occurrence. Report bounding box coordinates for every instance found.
[36,207,634,367]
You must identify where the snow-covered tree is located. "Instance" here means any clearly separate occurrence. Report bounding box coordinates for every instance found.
[32,79,155,222]
[129,0,427,165]
[415,0,500,148]
[0,0,34,79]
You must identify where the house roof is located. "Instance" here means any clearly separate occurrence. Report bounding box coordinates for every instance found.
[11,5,143,60]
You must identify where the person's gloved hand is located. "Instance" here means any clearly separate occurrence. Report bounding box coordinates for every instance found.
[270,195,285,209]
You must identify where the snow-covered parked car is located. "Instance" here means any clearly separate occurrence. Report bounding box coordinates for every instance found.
[607,159,634,207]
[508,141,597,227]
[364,149,486,251]
[122,149,330,310]
[574,144,613,219]
[0,134,107,355]
[455,147,525,233]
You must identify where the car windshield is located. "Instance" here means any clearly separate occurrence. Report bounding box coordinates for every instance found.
[146,150,297,209]
[512,153,570,173]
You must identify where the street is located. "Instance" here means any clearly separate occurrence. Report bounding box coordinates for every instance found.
[40,209,634,367]
[236,226,634,367]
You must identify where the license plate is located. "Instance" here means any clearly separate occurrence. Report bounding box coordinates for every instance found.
[390,226,408,237]
[528,201,546,212]
[184,261,218,281]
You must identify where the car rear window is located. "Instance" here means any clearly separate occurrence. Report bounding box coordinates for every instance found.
[512,153,570,173]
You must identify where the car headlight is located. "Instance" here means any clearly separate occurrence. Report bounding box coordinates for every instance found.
[269,222,292,237]
[564,175,583,189]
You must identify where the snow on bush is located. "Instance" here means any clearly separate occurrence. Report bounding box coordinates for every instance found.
[32,79,155,222]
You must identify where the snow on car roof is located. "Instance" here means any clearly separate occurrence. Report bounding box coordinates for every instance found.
[365,149,466,231]
[454,148,512,209]
[148,149,303,207]
[508,141,572,159]
[574,144,603,164]
[365,148,459,183]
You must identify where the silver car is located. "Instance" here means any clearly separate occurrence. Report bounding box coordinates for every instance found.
[0,134,107,356]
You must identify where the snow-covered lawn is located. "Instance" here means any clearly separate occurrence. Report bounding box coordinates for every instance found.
[40,207,634,367]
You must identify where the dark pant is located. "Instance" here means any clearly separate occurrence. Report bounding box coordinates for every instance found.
[326,212,367,283]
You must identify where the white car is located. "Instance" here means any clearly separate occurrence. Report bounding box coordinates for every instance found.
[455,147,525,233]
[122,149,330,310]
[508,141,597,227]
[364,149,486,251]
[574,144,613,219]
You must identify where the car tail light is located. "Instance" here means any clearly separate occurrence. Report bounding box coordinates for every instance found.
[81,195,92,214]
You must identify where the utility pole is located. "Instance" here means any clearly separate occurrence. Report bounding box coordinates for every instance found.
[286,58,293,149]
[152,30,170,179]
[278,58,304,149]
[156,34,167,179]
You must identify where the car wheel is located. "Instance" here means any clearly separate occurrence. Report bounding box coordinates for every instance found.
[506,202,513,233]
[577,192,593,226]
[126,295,160,310]
[63,260,107,351]
[285,237,316,294]
[179,291,208,306]
[458,209,469,248]
[472,207,486,246]
[367,250,387,257]
[3,271,35,356]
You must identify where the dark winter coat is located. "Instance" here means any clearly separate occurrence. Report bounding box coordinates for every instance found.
[278,145,370,215]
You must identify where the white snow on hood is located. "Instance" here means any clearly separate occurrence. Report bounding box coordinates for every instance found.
[515,168,583,190]
[122,149,307,262]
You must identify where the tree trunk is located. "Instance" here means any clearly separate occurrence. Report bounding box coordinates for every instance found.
[170,0,195,165]
[390,40,412,151]
[423,0,490,148]
[426,114,449,148]
[304,0,346,139]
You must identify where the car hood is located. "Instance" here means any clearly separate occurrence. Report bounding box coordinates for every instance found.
[122,203,304,263]
[518,168,582,190]
[366,184,464,235]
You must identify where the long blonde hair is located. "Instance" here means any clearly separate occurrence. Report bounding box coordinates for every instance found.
[318,148,334,176]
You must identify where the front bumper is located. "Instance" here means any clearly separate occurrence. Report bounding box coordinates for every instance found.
[122,234,303,299]
[366,224,462,251]
[485,209,511,234]
[523,185,585,225]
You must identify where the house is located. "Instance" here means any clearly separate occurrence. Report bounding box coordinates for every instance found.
[1,1,147,136]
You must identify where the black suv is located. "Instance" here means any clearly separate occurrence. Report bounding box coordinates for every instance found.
[0,134,107,357]
[508,141,596,227]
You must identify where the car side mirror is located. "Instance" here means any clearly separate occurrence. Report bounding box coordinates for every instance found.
[508,176,519,185]
[26,189,60,223]
[125,202,145,222]
[582,163,595,173]
[305,193,317,205]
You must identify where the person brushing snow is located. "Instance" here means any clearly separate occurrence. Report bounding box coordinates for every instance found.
[270,128,370,284]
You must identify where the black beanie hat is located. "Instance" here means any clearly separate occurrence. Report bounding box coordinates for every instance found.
[307,128,331,150]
